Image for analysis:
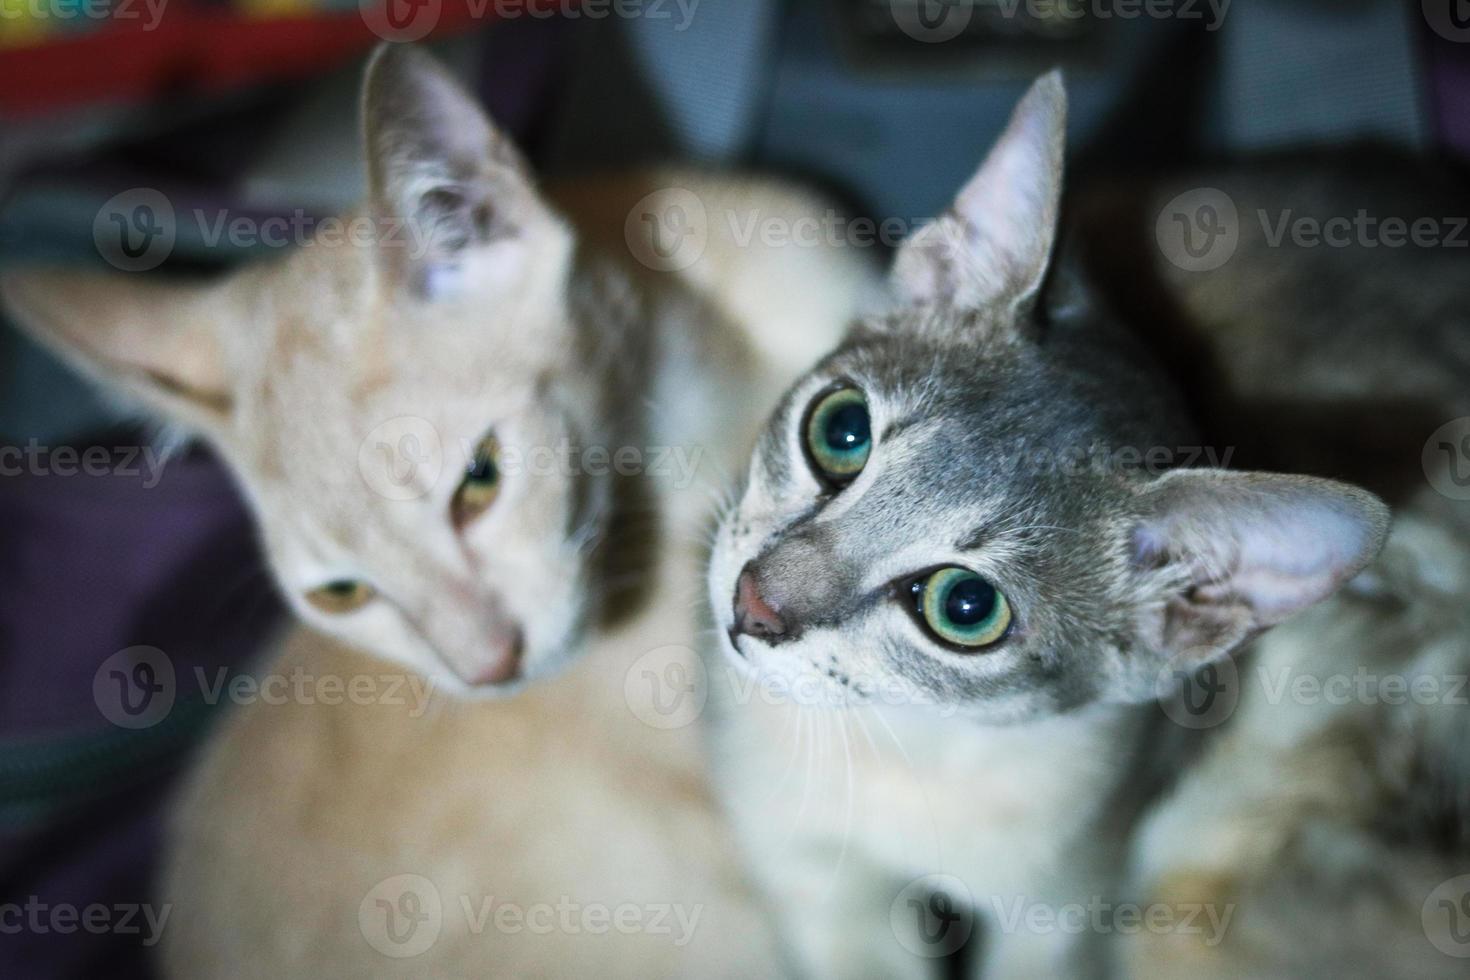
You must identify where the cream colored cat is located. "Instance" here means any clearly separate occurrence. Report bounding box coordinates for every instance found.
[1,45,875,976]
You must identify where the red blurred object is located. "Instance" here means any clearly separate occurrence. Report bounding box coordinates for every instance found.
[0,0,569,118]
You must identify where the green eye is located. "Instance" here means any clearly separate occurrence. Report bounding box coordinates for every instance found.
[306,579,377,614]
[452,433,501,528]
[913,567,1012,649]
[804,386,871,482]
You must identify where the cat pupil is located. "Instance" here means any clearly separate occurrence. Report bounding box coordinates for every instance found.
[467,456,497,483]
[945,577,995,626]
[825,403,869,451]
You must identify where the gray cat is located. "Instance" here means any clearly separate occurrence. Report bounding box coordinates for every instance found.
[704,73,1389,978]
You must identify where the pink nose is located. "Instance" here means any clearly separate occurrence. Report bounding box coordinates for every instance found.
[464,627,524,686]
[732,566,787,641]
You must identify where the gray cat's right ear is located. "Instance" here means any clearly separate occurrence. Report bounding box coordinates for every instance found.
[361,43,568,301]
[1123,470,1390,692]
[892,71,1066,313]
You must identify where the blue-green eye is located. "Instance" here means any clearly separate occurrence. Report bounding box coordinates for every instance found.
[804,386,871,481]
[913,567,1012,649]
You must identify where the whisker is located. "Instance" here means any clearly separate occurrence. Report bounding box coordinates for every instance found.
[822,709,857,895]
[864,705,947,868]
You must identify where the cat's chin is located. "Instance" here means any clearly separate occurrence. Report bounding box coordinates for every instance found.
[434,673,534,701]
[408,637,586,702]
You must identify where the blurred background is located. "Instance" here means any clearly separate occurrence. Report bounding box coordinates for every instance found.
[0,1,1466,976]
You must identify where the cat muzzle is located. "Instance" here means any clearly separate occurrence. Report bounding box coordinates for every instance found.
[457,626,525,686]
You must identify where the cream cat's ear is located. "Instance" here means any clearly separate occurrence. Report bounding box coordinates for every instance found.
[892,70,1066,313]
[361,43,569,301]
[0,269,233,427]
[1125,470,1390,680]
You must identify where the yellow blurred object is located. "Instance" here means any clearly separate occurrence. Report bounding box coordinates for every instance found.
[238,0,313,18]
[0,0,57,49]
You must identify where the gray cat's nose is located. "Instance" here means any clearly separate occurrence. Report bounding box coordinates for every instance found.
[732,565,792,644]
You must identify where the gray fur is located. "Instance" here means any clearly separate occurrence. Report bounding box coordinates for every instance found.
[706,76,1392,979]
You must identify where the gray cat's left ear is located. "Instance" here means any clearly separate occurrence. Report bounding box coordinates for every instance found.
[1125,470,1390,683]
[361,43,569,301]
[892,71,1066,312]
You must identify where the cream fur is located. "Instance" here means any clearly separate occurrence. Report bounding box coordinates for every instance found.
[149,171,870,976]
[0,46,877,977]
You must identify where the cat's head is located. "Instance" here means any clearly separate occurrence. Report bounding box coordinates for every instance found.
[1,46,620,697]
[709,73,1390,722]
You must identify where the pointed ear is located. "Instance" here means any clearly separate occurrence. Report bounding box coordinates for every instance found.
[361,43,568,301]
[892,70,1066,312]
[1128,470,1390,673]
[1,268,233,427]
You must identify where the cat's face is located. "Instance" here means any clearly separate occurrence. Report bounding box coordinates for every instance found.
[224,232,602,696]
[1,46,619,696]
[710,74,1390,721]
[711,325,1148,721]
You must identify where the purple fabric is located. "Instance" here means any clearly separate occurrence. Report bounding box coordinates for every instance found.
[1423,15,1470,161]
[0,442,284,980]
[0,444,278,736]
